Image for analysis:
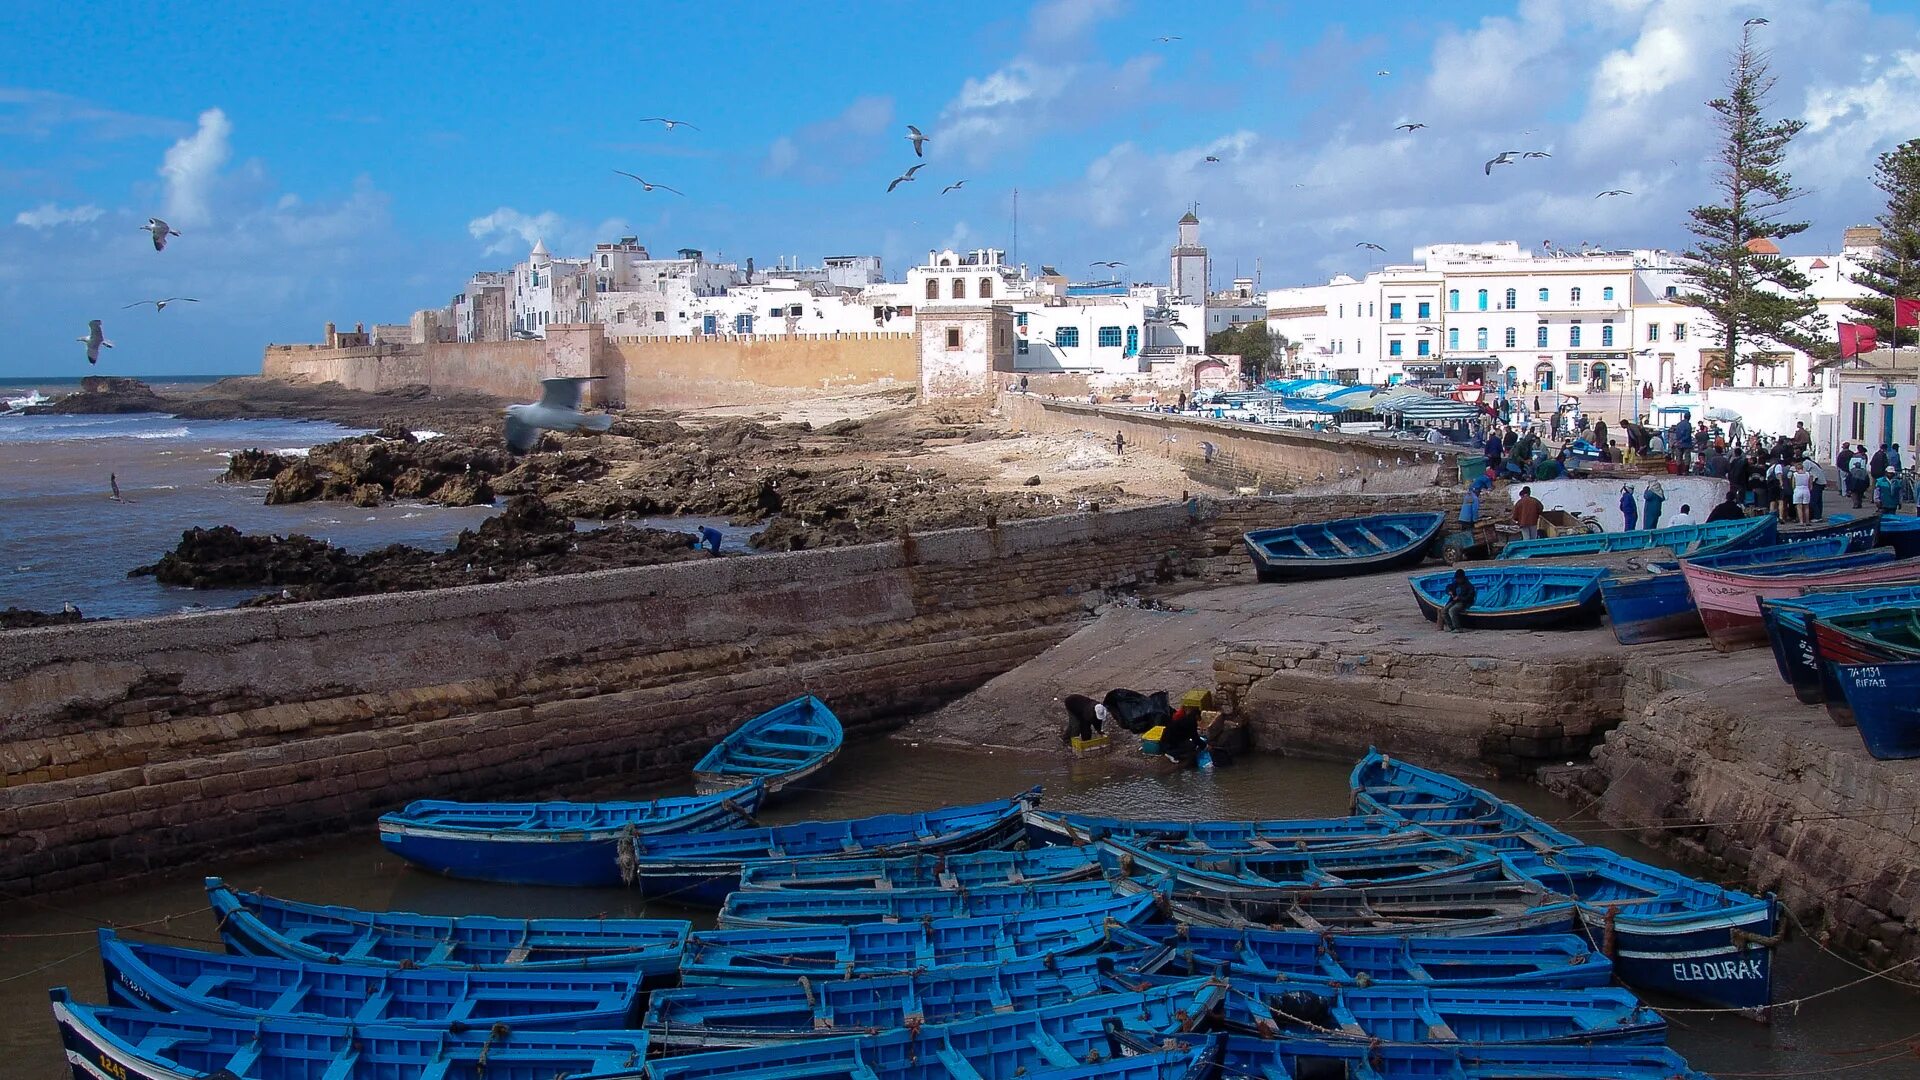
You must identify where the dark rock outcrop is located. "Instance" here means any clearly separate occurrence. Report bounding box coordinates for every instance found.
[25,377,170,415]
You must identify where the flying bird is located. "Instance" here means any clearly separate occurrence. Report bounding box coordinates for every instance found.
[1522,150,1552,159]
[1744,17,1769,26]
[886,163,925,192]
[1375,70,1391,76]
[124,297,200,311]
[504,377,614,454]
[1395,122,1427,132]
[905,124,929,157]
[941,179,968,194]
[1356,242,1386,252]
[1484,152,1519,175]
[141,218,179,251]
[1154,34,1182,42]
[1203,155,1221,163]
[612,171,684,195]
[1596,189,1633,198]
[1091,260,1126,268]
[638,117,698,130]
[78,319,113,365]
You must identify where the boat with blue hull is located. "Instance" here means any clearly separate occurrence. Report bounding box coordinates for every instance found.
[1602,536,1854,645]
[1409,566,1609,630]
[1882,513,1920,557]
[1498,513,1775,560]
[50,987,652,1080]
[1099,838,1504,898]
[1224,983,1665,1044]
[1243,512,1446,582]
[1832,660,1920,759]
[1111,924,1612,990]
[205,877,689,976]
[1205,1034,1710,1080]
[1026,809,1409,849]
[1350,750,1584,850]
[623,789,1039,904]
[693,695,844,797]
[375,782,766,887]
[716,876,1131,929]
[1759,585,1920,703]
[679,890,1160,983]
[98,929,642,1030]
[737,845,1102,891]
[645,982,1224,1077]
[1779,511,1882,551]
[1110,870,1580,936]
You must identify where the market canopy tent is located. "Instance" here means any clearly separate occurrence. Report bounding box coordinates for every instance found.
[1374,396,1483,421]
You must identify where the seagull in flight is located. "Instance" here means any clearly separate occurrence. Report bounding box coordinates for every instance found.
[638,117,698,131]
[1355,242,1386,252]
[79,319,113,365]
[124,297,200,312]
[1375,70,1391,76]
[1744,17,1769,26]
[1484,152,1520,175]
[1395,122,1427,132]
[1522,150,1552,159]
[1154,34,1182,42]
[941,179,968,194]
[1203,155,1221,163]
[887,163,925,192]
[1091,260,1127,269]
[504,377,613,454]
[612,171,684,194]
[1596,189,1633,198]
[905,125,929,157]
[141,218,179,251]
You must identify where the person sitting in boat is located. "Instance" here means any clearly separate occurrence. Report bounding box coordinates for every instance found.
[1439,569,1476,633]
[1707,488,1746,522]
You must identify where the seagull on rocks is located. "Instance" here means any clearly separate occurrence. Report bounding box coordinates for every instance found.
[887,164,925,192]
[504,377,614,454]
[142,218,179,251]
[613,171,684,195]
[124,297,200,312]
[78,319,113,365]
[638,117,698,130]
[905,125,929,157]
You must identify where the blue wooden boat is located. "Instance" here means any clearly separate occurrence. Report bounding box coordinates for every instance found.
[1098,838,1504,899]
[1243,512,1446,582]
[680,890,1160,984]
[1602,536,1854,645]
[1498,513,1775,560]
[1223,984,1665,1044]
[645,981,1224,1076]
[693,694,844,796]
[50,987,653,1080]
[622,789,1038,904]
[1831,660,1920,759]
[1760,585,1920,703]
[1110,924,1612,990]
[1882,512,1920,557]
[204,877,688,977]
[1409,566,1608,630]
[1108,869,1580,936]
[1025,808,1410,850]
[97,929,642,1030]
[1350,749,1583,851]
[1207,1034,1710,1080]
[1779,511,1882,552]
[375,782,766,887]
[716,876,1131,929]
[737,845,1101,891]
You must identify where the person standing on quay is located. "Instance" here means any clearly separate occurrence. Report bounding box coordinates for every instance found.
[1114,430,1125,457]
[1805,454,1827,519]
[1790,458,1813,524]
[1643,481,1667,531]
[1620,485,1639,531]
[1513,486,1545,540]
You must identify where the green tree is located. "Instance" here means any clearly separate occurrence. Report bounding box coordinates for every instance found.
[1848,138,1920,349]
[1677,27,1830,380]
[1208,322,1273,382]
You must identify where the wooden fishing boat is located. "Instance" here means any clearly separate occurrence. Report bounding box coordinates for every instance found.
[1778,511,1882,551]
[1025,808,1410,850]
[204,877,689,977]
[1207,1034,1710,1080]
[1809,613,1913,724]
[679,890,1159,984]
[97,929,642,1030]
[1110,924,1613,990]
[715,876,1128,929]
[1350,749,1582,851]
[1223,984,1665,1044]
[1680,547,1920,651]
[693,694,843,796]
[1830,660,1920,759]
[375,782,765,887]
[737,845,1102,892]
[1408,566,1608,630]
[1758,585,1920,705]
[1109,870,1582,936]
[644,982,1224,1075]
[1097,838,1504,898]
[1882,512,1920,558]
[1497,513,1775,560]
[49,987,653,1080]
[1602,536,1852,645]
[621,789,1038,904]
[1243,512,1446,582]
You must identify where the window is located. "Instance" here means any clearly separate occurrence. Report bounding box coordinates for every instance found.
[925,279,938,299]
[1369,303,1376,317]
[789,305,804,317]
[979,278,993,299]
[1601,325,1614,347]
[600,255,609,268]
[1505,327,1517,348]
[1570,287,1583,303]
[1097,326,1122,348]
[1476,327,1489,350]
[1648,323,1661,342]
[1537,325,1549,347]
[769,306,782,317]
[952,278,966,299]
[1504,289,1516,309]
[1338,304,1344,318]
[702,315,717,335]
[1389,339,1403,356]
[1417,339,1431,356]
[1125,326,1138,355]
[1477,289,1488,311]
[1448,328,1459,350]
[996,328,1006,346]
[1568,362,1583,382]
[1389,302,1403,320]
[1569,324,1582,347]
[653,311,664,323]
[1674,324,1687,341]
[1055,327,1079,347]
[1602,286,1615,301]
[1665,285,1678,298]
[1539,288,1550,302]
[1417,301,1431,319]
[1017,339,1029,355]
[734,313,753,334]
[1448,290,1460,311]
[1851,401,1867,440]
[1015,312,1028,327]
[945,328,961,349]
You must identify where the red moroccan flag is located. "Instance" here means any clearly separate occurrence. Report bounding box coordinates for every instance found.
[1839,322,1878,358]
[1897,297,1920,328]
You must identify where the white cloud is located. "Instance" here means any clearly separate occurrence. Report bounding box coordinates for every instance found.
[159,108,232,228]
[467,207,627,258]
[1797,49,1920,186]
[13,203,102,228]
[762,95,895,182]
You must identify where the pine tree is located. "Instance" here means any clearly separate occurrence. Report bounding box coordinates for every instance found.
[1848,138,1920,348]
[1678,27,1830,381]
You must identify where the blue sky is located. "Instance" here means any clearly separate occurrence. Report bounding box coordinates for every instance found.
[3,0,1917,376]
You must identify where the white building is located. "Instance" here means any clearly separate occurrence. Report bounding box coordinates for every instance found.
[1169,210,1210,305]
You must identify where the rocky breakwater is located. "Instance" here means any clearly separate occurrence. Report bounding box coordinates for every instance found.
[227,424,504,507]
[21,376,170,414]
